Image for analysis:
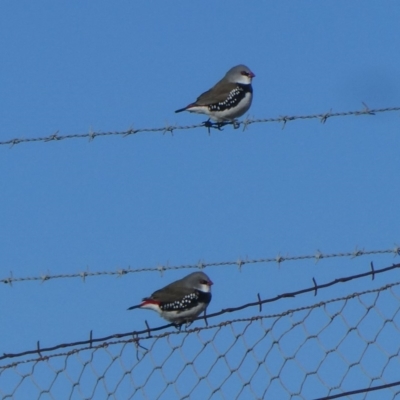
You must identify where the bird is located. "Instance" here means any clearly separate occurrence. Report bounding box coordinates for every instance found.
[128,271,213,327]
[175,64,255,126]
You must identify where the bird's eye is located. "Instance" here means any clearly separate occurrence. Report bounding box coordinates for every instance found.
[241,71,249,76]
[200,279,208,284]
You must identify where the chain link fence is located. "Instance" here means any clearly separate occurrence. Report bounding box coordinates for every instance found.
[1,282,400,399]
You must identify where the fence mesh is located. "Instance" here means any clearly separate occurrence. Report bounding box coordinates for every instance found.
[2,282,400,399]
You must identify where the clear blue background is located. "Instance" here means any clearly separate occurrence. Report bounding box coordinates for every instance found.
[0,1,399,397]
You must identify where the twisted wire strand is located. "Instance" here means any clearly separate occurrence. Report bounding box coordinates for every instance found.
[1,246,398,286]
[1,105,398,147]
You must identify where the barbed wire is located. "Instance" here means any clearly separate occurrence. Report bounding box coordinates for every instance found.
[1,277,399,372]
[1,245,398,286]
[2,261,398,364]
[1,105,399,148]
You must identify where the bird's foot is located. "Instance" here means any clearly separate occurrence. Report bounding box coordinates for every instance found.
[174,323,183,331]
[232,120,240,129]
[202,119,227,134]
[173,320,193,331]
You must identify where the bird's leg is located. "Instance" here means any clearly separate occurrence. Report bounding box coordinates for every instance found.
[184,321,193,330]
[232,120,240,129]
[202,119,213,135]
[215,122,228,130]
[174,323,183,331]
[202,119,226,134]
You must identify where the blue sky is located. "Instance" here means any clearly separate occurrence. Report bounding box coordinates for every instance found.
[1,1,400,398]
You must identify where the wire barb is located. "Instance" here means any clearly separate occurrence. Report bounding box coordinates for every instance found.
[257,293,262,312]
[203,310,208,327]
[279,115,294,129]
[353,246,366,258]
[241,117,251,131]
[36,341,42,357]
[320,110,332,124]
[370,261,375,280]
[361,101,375,116]
[144,320,151,338]
[275,255,284,266]
[125,123,135,137]
[2,271,13,286]
[162,124,175,136]
[312,277,318,296]
[314,250,323,263]
[44,131,60,142]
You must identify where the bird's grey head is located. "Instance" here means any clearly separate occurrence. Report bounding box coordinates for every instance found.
[225,64,255,85]
[183,271,213,293]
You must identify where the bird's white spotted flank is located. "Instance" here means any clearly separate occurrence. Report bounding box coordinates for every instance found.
[161,292,199,311]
